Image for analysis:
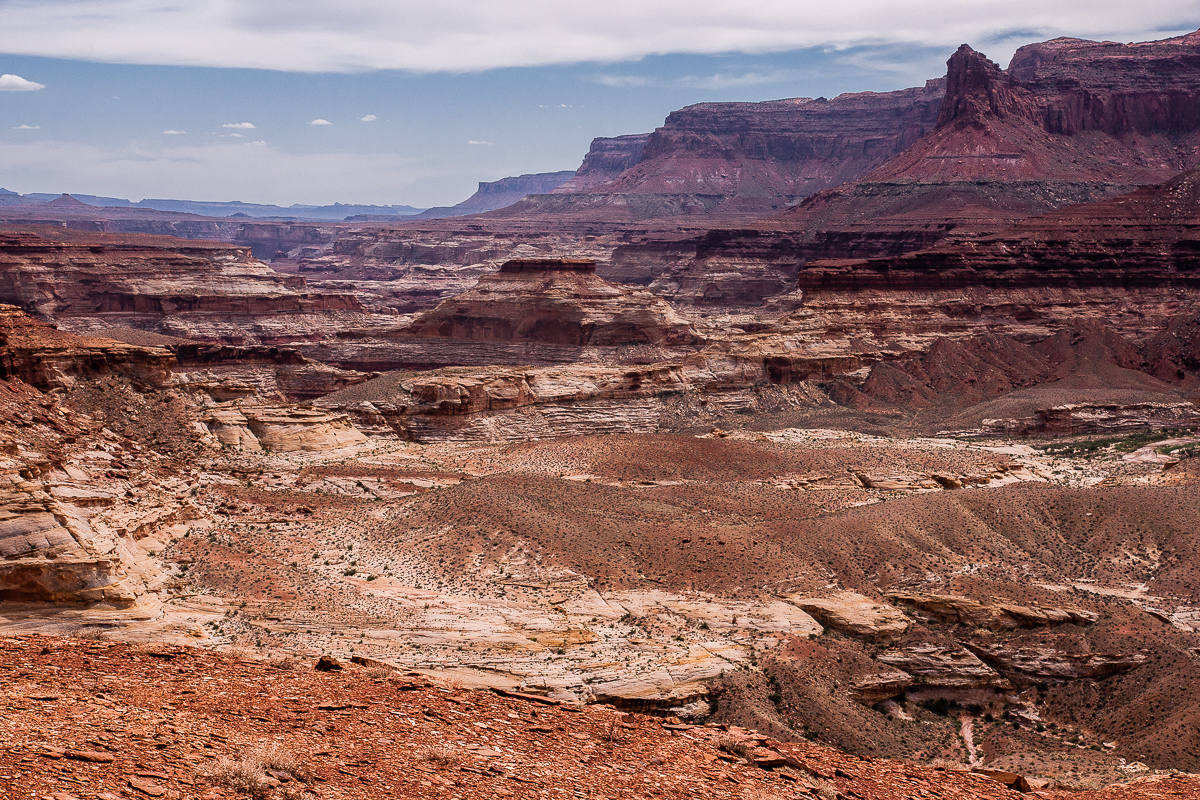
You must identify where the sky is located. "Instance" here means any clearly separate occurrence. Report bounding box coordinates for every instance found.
[0,1,1196,208]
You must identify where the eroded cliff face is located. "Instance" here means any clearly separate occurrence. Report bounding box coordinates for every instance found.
[0,228,383,347]
[416,171,577,218]
[654,30,1200,304]
[552,134,651,192]
[403,258,701,347]
[510,82,945,219]
[0,311,202,622]
[0,229,360,320]
[0,305,174,391]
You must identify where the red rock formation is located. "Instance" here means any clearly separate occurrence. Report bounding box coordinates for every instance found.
[508,82,944,219]
[651,30,1200,303]
[403,258,700,347]
[780,30,1200,235]
[0,304,173,390]
[795,165,1200,292]
[552,134,650,192]
[0,228,363,340]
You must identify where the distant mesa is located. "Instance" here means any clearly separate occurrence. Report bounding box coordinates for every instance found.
[416,171,577,219]
[43,193,94,208]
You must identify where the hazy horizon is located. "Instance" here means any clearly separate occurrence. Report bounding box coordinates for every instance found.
[0,2,1194,207]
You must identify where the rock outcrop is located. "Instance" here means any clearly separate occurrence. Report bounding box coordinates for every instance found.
[785,591,911,639]
[966,640,1148,682]
[888,592,1099,630]
[876,644,1014,696]
[552,134,650,192]
[507,82,945,219]
[0,229,362,340]
[198,406,367,452]
[403,258,700,347]
[653,29,1200,303]
[785,31,1200,235]
[0,305,173,391]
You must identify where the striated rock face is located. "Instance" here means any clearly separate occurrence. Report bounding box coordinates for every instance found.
[888,592,1098,630]
[792,32,1200,224]
[197,406,367,452]
[796,165,1200,294]
[877,644,1013,693]
[785,591,911,640]
[0,229,362,334]
[513,82,944,219]
[658,30,1200,304]
[967,641,1148,682]
[0,305,173,391]
[403,258,701,347]
[552,134,650,192]
[0,371,201,617]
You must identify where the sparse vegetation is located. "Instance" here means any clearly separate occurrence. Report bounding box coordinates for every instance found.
[199,743,301,798]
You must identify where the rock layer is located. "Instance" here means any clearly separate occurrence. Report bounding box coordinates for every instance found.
[403,258,700,347]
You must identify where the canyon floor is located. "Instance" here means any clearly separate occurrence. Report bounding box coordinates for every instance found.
[4,340,1200,794]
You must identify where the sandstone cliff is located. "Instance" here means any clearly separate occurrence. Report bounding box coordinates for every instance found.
[505,82,944,220]
[0,305,173,391]
[650,29,1200,303]
[552,134,650,192]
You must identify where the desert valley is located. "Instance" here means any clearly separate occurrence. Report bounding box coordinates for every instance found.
[2,24,1200,800]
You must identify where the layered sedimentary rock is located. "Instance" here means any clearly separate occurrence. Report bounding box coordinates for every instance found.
[653,30,1200,303]
[404,258,700,347]
[876,644,1014,696]
[197,406,367,452]
[0,305,173,391]
[785,591,911,639]
[888,592,1098,629]
[966,641,1148,682]
[0,229,360,320]
[0,200,348,260]
[785,32,1200,237]
[0,228,372,344]
[506,82,945,219]
[552,134,650,192]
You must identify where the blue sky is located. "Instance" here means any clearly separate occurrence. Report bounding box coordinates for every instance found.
[0,1,1195,208]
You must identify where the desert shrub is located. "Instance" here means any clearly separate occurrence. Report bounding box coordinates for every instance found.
[416,743,461,767]
[200,743,301,798]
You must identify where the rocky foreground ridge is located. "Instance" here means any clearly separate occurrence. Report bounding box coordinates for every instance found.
[2,298,1200,786]
[8,636,1197,800]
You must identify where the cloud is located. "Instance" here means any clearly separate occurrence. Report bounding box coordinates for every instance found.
[162,129,186,135]
[467,140,492,146]
[0,73,44,91]
[0,2,1192,72]
[12,124,40,130]
[595,68,809,90]
[310,118,332,125]
[222,122,256,129]
[360,114,377,122]
[249,140,268,146]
